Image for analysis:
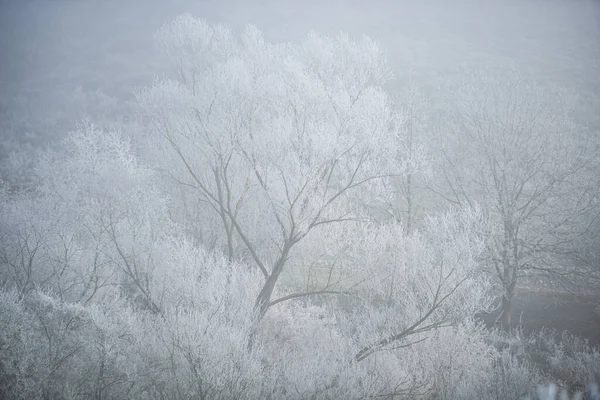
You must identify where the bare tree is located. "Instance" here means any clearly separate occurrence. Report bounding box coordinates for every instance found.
[432,71,598,327]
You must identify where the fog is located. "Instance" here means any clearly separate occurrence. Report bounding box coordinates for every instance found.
[1,0,598,153]
[0,1,599,398]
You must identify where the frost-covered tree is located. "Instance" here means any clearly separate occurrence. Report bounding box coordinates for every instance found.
[0,122,174,309]
[0,96,498,399]
[433,71,598,327]
[138,14,418,321]
[135,17,498,362]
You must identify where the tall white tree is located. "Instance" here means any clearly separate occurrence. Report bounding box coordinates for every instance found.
[138,14,415,321]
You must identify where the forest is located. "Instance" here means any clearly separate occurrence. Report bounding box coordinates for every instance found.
[0,0,599,399]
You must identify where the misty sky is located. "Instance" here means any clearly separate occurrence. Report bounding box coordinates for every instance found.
[0,0,598,151]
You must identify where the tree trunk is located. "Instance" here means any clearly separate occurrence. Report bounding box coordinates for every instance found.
[500,259,517,331]
[247,270,282,351]
[247,244,292,350]
[500,292,513,330]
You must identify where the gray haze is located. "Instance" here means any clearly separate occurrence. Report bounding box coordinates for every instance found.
[0,0,598,155]
[1,1,600,398]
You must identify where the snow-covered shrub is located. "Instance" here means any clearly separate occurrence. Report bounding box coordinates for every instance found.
[0,288,138,399]
[534,329,600,393]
